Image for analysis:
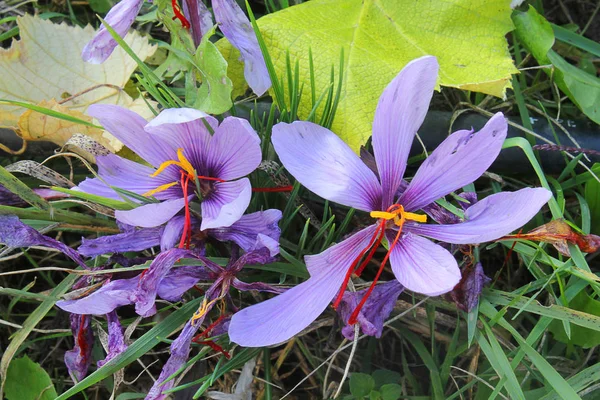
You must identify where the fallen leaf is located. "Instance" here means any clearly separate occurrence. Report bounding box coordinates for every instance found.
[501,219,600,256]
[0,14,157,151]
[219,0,518,151]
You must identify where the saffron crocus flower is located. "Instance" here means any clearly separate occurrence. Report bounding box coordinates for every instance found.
[229,55,552,347]
[77,106,262,236]
[146,243,280,400]
[98,311,128,367]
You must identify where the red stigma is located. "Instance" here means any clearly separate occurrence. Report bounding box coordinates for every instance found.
[192,314,231,359]
[179,171,193,249]
[252,185,294,193]
[171,0,190,29]
[77,315,89,357]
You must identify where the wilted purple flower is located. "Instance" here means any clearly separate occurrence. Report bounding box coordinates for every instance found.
[450,262,491,312]
[337,281,403,340]
[82,0,271,96]
[229,56,552,347]
[77,106,262,234]
[79,225,164,258]
[213,0,271,96]
[146,244,280,400]
[65,314,94,381]
[0,215,87,269]
[98,310,128,367]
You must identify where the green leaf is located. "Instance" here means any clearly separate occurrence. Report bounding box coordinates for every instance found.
[88,0,115,14]
[549,291,600,348]
[193,27,234,114]
[0,165,50,210]
[380,384,402,400]
[50,187,135,210]
[5,356,57,400]
[0,273,78,397]
[513,6,600,124]
[513,6,554,63]
[349,373,375,398]
[585,164,600,235]
[220,0,517,152]
[372,370,401,389]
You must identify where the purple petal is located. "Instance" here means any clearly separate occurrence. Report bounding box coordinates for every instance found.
[372,56,439,209]
[205,117,261,181]
[0,184,26,206]
[399,113,507,212]
[226,243,276,275]
[65,314,94,381]
[98,311,128,367]
[88,105,175,167]
[182,0,214,47]
[78,154,179,201]
[79,226,163,257]
[115,196,191,228]
[406,188,552,244]
[232,279,283,294]
[272,121,381,212]
[82,0,144,63]
[134,248,196,317]
[57,277,138,315]
[229,224,378,347]
[0,215,87,268]
[144,108,219,172]
[208,209,282,253]
[160,215,185,251]
[157,265,213,302]
[213,0,270,96]
[450,262,491,312]
[200,179,252,230]
[389,232,460,296]
[146,321,200,400]
[338,280,404,340]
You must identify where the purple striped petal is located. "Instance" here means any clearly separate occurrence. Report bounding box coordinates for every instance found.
[372,56,439,209]
[406,188,552,244]
[146,321,200,400]
[115,196,191,228]
[389,232,460,296]
[213,0,270,96]
[78,154,179,201]
[229,224,378,347]
[160,215,186,251]
[338,280,404,340]
[272,121,381,212]
[399,113,507,212]
[208,209,281,254]
[0,215,87,268]
[200,179,252,230]
[57,277,138,315]
[134,248,196,317]
[98,311,128,367]
[78,226,163,257]
[205,117,261,180]
[88,105,175,167]
[65,314,94,381]
[144,108,218,172]
[82,0,144,63]
[157,265,213,302]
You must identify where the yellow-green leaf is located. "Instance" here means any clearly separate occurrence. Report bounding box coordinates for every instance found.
[0,14,157,151]
[220,0,518,151]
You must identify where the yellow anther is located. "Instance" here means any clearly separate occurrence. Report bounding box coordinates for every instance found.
[404,212,427,223]
[370,211,396,220]
[142,181,178,197]
[151,148,196,178]
[191,297,219,325]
